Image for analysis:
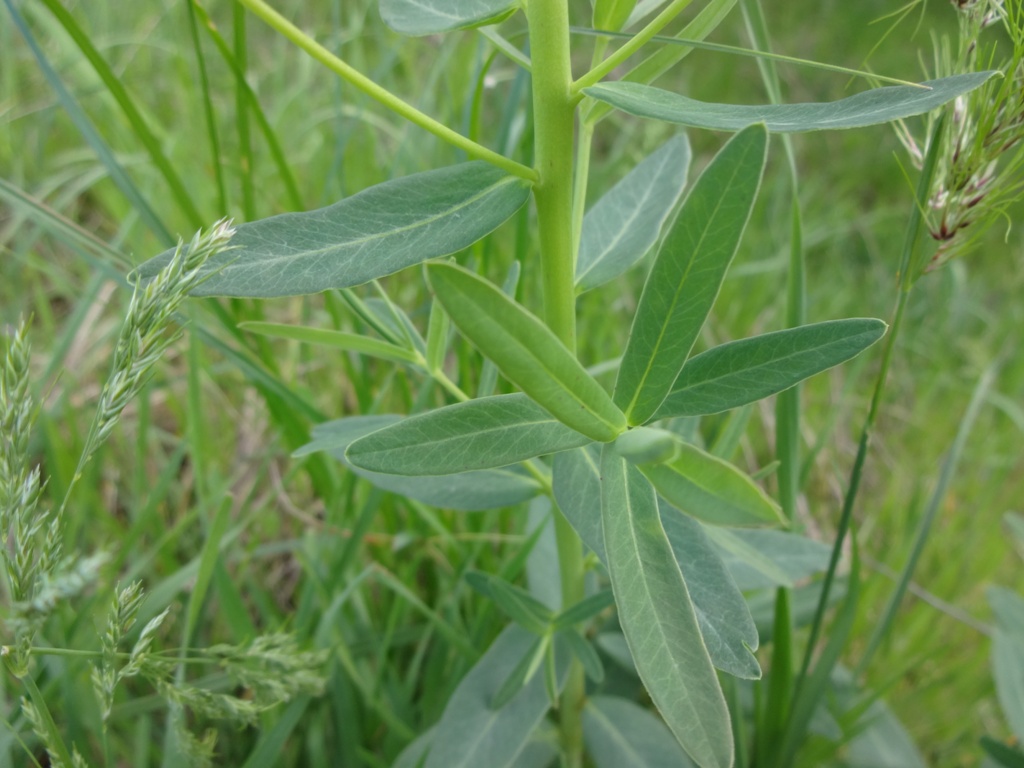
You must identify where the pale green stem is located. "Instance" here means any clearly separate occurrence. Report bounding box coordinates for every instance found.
[572,0,697,94]
[525,2,586,765]
[234,0,537,182]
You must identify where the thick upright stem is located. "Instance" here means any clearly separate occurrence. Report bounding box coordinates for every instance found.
[525,3,585,766]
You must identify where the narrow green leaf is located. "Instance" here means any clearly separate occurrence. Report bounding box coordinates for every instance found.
[655,318,887,418]
[423,626,567,768]
[240,321,420,365]
[563,630,605,684]
[583,696,697,768]
[642,442,782,527]
[989,586,1024,742]
[486,576,556,635]
[138,163,531,297]
[552,446,606,562]
[552,590,616,629]
[584,72,998,132]
[614,124,768,425]
[380,0,518,36]
[600,447,732,768]
[303,416,541,510]
[345,394,591,476]
[705,527,830,590]
[426,299,451,373]
[577,134,691,292]
[428,263,626,442]
[659,503,760,680]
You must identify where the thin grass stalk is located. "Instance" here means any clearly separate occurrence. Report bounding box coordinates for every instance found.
[796,115,947,689]
[185,0,229,215]
[234,4,256,220]
[856,360,999,675]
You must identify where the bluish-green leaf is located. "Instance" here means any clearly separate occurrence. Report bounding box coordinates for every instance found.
[423,625,566,768]
[655,318,887,418]
[659,504,760,679]
[705,527,831,590]
[584,72,998,132]
[989,586,1024,742]
[428,263,626,442]
[614,124,767,425]
[552,446,605,562]
[600,447,732,768]
[576,136,691,293]
[583,696,697,768]
[346,394,591,476]
[301,416,541,511]
[137,163,530,297]
[642,442,782,527]
[380,0,517,36]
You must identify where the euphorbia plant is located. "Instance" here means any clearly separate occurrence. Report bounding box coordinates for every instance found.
[138,1,995,765]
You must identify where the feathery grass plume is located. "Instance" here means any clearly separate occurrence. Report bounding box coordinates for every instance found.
[79,218,237,473]
[208,633,329,705]
[896,0,1024,274]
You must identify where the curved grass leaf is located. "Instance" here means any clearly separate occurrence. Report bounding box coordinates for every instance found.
[614,124,767,425]
[380,0,517,36]
[301,416,541,510]
[428,263,626,442]
[137,163,531,297]
[641,443,782,527]
[577,134,691,292]
[584,72,997,132]
[659,504,759,679]
[655,318,887,418]
[583,696,696,768]
[600,448,732,768]
[422,625,567,768]
[346,394,591,476]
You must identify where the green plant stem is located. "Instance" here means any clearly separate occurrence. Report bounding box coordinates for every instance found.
[233,0,536,182]
[572,0,697,94]
[525,2,585,765]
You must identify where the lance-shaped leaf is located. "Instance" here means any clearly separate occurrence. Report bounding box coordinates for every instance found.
[552,446,606,562]
[641,442,782,527]
[576,134,691,292]
[600,448,732,768]
[659,503,760,680]
[614,124,767,425]
[422,625,568,768]
[137,163,531,297]
[428,262,627,442]
[706,527,831,591]
[655,318,887,418]
[346,394,591,476]
[583,696,697,768]
[584,72,997,133]
[380,0,518,36]
[300,416,541,511]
